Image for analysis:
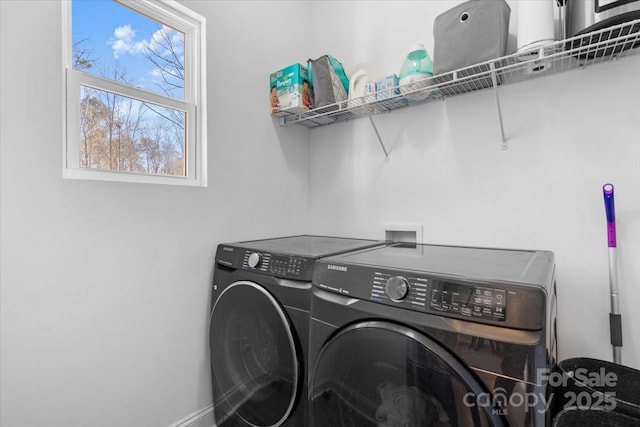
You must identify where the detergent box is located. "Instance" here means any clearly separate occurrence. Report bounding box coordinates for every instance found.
[375,74,400,101]
[269,63,313,116]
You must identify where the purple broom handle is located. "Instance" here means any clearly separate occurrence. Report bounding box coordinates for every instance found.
[603,184,616,247]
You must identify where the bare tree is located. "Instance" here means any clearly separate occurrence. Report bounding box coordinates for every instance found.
[143,26,185,130]
[145,26,184,94]
[72,39,96,71]
[79,88,109,168]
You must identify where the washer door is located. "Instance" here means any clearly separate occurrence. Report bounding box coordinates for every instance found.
[210,281,300,427]
[310,321,506,427]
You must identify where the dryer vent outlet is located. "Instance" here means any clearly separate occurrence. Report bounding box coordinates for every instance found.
[381,223,423,244]
[386,230,417,243]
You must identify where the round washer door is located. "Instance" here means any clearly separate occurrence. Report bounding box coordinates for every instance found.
[310,321,506,427]
[210,281,300,427]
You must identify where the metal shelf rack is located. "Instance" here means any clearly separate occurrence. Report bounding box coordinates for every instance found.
[277,18,640,153]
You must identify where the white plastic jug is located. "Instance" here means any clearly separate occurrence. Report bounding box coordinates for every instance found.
[347,68,371,108]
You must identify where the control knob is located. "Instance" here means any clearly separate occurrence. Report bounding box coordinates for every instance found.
[248,252,262,269]
[385,276,410,301]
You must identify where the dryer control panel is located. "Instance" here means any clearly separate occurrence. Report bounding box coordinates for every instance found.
[215,244,312,280]
[241,251,308,278]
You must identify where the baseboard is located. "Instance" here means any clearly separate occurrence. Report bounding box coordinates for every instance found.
[169,404,214,427]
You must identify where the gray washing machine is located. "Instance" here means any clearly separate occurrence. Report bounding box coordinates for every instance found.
[308,242,557,427]
[209,235,384,427]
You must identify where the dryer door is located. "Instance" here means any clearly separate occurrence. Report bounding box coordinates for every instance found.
[210,281,300,427]
[310,320,506,427]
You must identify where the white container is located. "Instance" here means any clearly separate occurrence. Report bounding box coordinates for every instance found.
[517,0,555,53]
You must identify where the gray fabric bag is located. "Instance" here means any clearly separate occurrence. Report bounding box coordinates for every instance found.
[308,55,349,112]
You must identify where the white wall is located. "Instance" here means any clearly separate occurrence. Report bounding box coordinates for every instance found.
[0,1,310,426]
[307,2,640,370]
[2,1,639,426]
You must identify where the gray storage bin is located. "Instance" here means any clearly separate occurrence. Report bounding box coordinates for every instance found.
[433,0,511,75]
[553,408,640,426]
[552,358,640,421]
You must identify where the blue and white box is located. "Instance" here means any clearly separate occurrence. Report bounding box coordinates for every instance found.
[375,74,400,101]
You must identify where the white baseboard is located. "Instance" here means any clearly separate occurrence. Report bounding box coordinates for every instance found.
[169,404,214,427]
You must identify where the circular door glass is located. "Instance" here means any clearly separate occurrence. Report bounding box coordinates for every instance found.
[210,281,299,426]
[310,321,505,427]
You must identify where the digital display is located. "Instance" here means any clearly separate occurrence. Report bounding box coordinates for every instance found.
[268,255,306,277]
[429,281,506,321]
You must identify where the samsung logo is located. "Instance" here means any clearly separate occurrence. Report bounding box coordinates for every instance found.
[327,264,348,272]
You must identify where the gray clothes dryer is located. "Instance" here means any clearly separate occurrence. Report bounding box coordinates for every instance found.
[308,242,558,427]
[209,235,384,427]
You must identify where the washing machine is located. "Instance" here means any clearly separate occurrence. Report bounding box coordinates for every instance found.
[308,242,557,427]
[209,235,384,427]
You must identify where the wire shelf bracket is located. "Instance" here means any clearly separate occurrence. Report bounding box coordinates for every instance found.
[369,116,390,157]
[489,62,508,150]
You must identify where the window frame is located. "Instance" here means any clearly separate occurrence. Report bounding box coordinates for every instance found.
[62,0,207,186]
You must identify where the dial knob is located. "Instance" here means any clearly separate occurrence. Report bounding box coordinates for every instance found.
[385,276,410,301]
[248,252,262,269]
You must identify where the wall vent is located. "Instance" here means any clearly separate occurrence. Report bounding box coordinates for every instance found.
[380,223,424,244]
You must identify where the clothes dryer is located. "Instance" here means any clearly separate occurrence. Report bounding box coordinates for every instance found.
[209,235,383,427]
[309,242,557,427]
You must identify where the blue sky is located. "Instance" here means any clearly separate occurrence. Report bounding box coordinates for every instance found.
[72,0,184,99]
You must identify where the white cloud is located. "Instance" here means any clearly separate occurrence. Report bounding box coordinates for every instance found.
[109,24,184,61]
[148,25,184,58]
[109,24,149,58]
[114,24,135,41]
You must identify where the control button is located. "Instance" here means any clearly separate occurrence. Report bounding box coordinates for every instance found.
[248,252,262,269]
[385,276,410,302]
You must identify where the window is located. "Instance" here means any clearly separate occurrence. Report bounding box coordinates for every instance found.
[63,0,207,186]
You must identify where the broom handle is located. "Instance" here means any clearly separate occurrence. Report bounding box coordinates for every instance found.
[603,183,622,364]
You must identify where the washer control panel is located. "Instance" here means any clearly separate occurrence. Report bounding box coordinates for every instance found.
[429,280,506,321]
[372,271,506,321]
[243,251,307,278]
[354,269,531,328]
[315,255,548,330]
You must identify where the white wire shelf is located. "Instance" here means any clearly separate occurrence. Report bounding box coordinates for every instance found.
[278,18,640,129]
